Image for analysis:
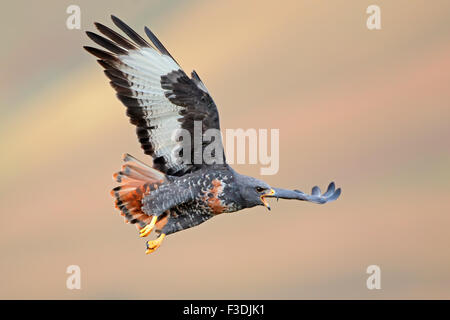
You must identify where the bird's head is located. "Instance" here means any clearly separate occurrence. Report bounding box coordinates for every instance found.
[235,175,275,210]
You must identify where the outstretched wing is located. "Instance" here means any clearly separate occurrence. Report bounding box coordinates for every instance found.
[268,182,342,204]
[84,15,225,176]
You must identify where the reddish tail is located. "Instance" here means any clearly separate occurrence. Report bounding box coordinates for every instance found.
[111,153,166,229]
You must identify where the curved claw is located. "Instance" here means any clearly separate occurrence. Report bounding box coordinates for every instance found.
[139,216,157,238]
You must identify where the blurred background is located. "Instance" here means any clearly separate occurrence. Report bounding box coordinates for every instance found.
[1,0,449,299]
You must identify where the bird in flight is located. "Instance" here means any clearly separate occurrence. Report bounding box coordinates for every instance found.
[84,16,341,254]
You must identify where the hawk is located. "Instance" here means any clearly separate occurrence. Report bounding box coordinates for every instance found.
[84,16,341,254]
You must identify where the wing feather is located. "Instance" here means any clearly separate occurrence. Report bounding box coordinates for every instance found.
[111,15,151,48]
[94,22,137,50]
[85,16,225,176]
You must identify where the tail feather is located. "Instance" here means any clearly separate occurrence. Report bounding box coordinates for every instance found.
[111,154,167,229]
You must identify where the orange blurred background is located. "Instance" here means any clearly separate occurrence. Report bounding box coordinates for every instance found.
[1,0,449,299]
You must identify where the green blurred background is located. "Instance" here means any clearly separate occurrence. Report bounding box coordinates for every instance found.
[1,0,449,299]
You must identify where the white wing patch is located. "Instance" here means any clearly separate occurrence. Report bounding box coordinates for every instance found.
[119,49,185,172]
[85,17,190,174]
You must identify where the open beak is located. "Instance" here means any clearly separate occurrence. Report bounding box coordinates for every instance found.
[260,188,275,211]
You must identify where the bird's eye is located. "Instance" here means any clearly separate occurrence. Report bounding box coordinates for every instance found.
[255,187,265,193]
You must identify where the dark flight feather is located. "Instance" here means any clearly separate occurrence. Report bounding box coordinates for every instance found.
[94,22,137,50]
[111,15,150,48]
[144,26,178,64]
[83,46,117,61]
[85,31,128,55]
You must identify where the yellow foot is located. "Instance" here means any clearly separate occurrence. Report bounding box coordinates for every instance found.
[139,216,157,238]
[145,233,166,254]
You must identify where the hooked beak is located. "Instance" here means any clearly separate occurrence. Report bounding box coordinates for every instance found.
[260,188,275,211]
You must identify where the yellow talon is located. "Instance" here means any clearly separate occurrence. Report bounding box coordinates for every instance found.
[145,233,166,254]
[139,216,157,238]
